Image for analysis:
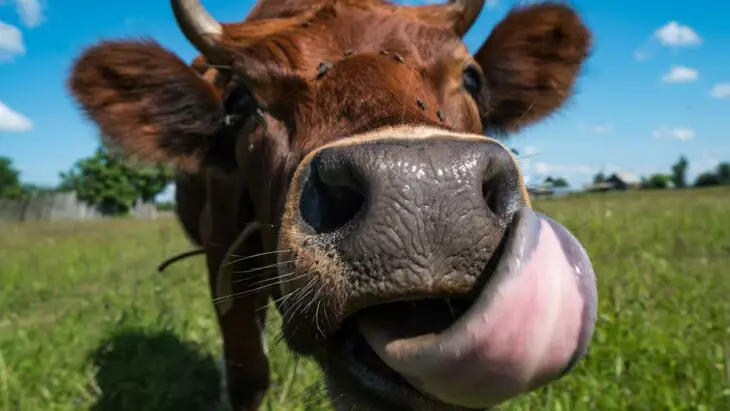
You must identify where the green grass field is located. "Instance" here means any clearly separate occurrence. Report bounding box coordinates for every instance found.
[1,187,729,411]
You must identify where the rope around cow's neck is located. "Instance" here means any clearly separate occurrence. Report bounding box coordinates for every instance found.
[157,248,206,272]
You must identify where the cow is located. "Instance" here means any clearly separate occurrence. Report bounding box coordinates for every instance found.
[67,1,598,410]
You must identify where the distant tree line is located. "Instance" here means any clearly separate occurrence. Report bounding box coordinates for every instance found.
[591,155,730,190]
[0,142,173,216]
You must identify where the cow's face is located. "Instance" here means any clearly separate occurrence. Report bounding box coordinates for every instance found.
[68,1,597,410]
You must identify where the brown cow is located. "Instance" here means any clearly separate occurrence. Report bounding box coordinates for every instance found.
[67,1,598,410]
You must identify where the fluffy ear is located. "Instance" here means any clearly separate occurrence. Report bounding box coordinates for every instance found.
[474,2,592,134]
[68,40,226,172]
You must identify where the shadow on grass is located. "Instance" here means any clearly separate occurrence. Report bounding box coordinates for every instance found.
[89,329,221,411]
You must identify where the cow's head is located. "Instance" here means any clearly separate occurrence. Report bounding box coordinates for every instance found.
[68,0,597,409]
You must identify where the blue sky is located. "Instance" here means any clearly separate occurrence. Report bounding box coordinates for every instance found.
[1,0,729,200]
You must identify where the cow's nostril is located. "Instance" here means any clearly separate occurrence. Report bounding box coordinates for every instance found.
[299,156,366,234]
[481,168,522,224]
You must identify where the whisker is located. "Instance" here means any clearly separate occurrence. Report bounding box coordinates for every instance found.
[281,288,310,322]
[517,152,543,162]
[213,276,298,303]
[243,221,279,229]
[234,269,300,286]
[219,222,268,268]
[517,101,535,123]
[217,270,309,305]
[226,249,292,265]
[282,279,319,323]
[264,282,305,314]
[232,270,283,289]
[241,273,306,295]
[314,299,324,336]
[240,260,295,274]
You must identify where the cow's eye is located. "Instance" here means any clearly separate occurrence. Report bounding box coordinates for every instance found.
[224,84,256,115]
[462,66,482,98]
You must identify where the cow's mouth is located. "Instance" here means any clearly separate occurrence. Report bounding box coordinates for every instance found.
[328,208,598,410]
[333,299,475,410]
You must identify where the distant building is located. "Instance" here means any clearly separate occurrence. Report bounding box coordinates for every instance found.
[528,184,555,199]
[584,182,615,192]
[583,171,642,192]
[606,172,642,190]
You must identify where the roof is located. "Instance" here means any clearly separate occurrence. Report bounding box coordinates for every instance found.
[584,182,615,190]
[528,186,554,194]
[609,171,642,185]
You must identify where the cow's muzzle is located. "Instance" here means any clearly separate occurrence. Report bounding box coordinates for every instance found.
[277,126,597,410]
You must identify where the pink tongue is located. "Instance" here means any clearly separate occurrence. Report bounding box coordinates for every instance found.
[358,212,596,409]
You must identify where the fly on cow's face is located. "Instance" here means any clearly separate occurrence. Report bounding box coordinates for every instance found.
[315,61,334,80]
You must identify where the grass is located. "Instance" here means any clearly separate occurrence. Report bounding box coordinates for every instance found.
[1,187,729,411]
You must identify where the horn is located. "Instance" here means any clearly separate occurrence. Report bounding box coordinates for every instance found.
[450,0,486,36]
[171,0,230,64]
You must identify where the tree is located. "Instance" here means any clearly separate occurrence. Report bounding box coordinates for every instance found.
[693,162,730,187]
[644,173,671,189]
[129,163,175,202]
[592,171,606,184]
[59,145,174,215]
[715,162,730,184]
[694,172,720,187]
[544,176,569,188]
[670,155,689,188]
[0,156,24,199]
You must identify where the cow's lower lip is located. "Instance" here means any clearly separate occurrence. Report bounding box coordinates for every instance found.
[335,207,598,409]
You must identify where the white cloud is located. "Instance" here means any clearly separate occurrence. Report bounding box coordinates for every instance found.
[661,66,699,83]
[654,21,702,47]
[652,126,695,141]
[15,0,44,28]
[0,101,32,132]
[634,21,701,61]
[577,122,614,134]
[709,83,730,99]
[0,20,25,61]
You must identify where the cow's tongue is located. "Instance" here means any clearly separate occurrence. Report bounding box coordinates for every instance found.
[357,208,598,409]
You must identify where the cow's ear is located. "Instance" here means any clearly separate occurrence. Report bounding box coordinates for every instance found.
[68,40,227,172]
[474,3,592,134]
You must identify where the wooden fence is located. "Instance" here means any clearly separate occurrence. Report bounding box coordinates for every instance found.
[0,192,160,222]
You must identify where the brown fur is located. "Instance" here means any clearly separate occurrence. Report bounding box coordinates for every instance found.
[67,1,592,410]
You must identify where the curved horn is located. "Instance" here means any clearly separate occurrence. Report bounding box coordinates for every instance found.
[171,0,230,64]
[450,0,486,36]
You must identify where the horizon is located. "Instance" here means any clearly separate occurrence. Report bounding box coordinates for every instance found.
[1,0,729,201]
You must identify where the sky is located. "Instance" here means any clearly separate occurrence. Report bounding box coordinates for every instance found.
[1,0,729,201]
